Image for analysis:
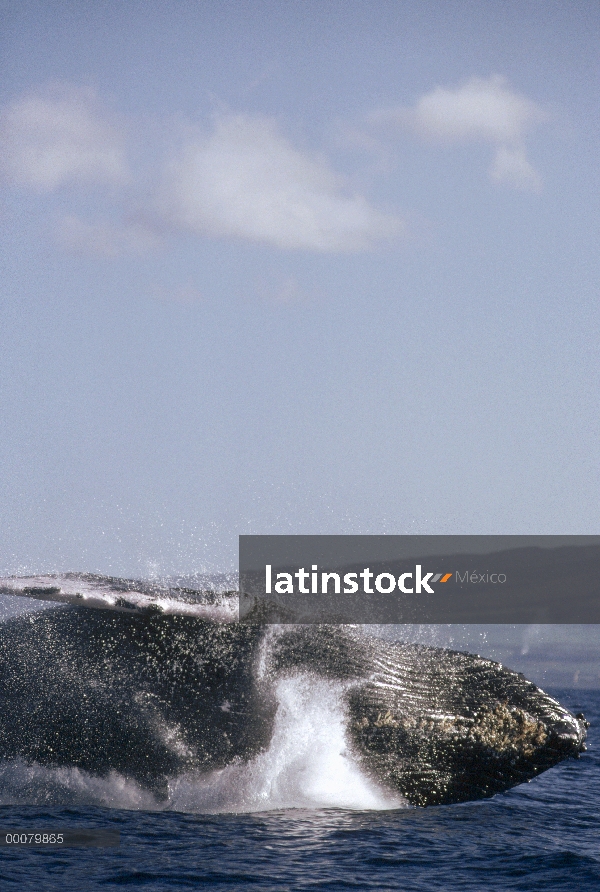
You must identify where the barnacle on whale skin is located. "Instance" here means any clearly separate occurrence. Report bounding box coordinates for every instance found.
[467,702,548,756]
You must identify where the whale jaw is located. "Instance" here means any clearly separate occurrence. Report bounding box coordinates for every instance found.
[348,696,587,806]
[340,639,589,807]
[268,627,589,806]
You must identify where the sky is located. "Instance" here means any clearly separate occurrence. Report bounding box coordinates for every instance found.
[0,0,598,577]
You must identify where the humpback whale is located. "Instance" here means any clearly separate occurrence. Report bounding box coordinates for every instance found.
[0,574,588,808]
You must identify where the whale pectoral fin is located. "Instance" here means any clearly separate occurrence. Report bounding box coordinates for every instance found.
[0,574,238,620]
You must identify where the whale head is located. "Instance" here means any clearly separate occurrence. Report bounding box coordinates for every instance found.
[345,640,588,806]
[270,627,589,807]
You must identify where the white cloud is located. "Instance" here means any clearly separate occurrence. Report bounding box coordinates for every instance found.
[150,282,203,306]
[411,76,544,144]
[256,274,307,305]
[57,215,161,257]
[490,146,541,191]
[372,76,546,190]
[0,86,127,191]
[159,114,401,251]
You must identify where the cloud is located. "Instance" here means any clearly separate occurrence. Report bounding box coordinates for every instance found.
[490,146,541,192]
[373,76,545,190]
[0,87,402,253]
[255,274,307,305]
[158,114,401,251]
[57,215,161,257]
[410,76,544,144]
[150,282,203,306]
[0,85,127,191]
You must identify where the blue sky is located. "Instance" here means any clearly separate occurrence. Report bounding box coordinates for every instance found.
[0,1,598,576]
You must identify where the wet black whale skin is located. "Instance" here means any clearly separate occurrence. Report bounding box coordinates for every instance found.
[0,610,588,806]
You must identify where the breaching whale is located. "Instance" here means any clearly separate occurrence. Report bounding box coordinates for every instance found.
[0,574,589,807]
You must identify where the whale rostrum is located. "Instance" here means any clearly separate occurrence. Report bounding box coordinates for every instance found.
[0,574,589,807]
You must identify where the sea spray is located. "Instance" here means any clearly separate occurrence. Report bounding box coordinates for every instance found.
[166,674,405,813]
[0,676,404,813]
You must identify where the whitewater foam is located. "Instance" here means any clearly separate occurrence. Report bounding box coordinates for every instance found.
[0,674,405,813]
[167,675,406,813]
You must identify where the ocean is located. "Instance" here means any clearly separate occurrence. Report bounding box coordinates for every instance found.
[0,686,597,891]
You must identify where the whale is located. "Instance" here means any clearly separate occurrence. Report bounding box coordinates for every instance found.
[0,574,589,807]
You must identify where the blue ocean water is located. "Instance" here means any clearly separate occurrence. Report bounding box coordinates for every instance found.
[0,688,597,891]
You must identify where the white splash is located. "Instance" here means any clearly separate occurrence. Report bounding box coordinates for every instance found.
[0,674,406,814]
[167,674,405,813]
[0,759,158,810]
